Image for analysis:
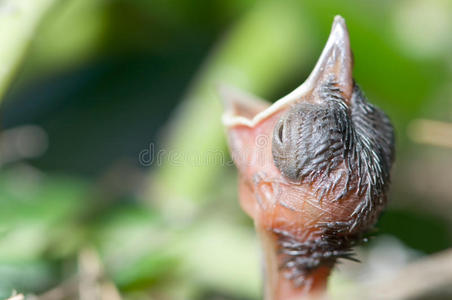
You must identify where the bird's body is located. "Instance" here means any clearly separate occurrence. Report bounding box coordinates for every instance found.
[222,16,395,299]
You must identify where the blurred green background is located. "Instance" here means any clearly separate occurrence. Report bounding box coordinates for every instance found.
[0,0,452,299]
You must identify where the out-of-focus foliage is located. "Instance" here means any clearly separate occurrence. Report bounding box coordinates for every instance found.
[0,0,451,299]
[0,0,58,99]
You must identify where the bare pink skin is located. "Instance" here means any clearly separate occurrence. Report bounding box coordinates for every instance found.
[222,16,362,299]
[227,104,361,299]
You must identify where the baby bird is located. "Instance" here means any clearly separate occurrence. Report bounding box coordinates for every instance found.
[222,16,395,300]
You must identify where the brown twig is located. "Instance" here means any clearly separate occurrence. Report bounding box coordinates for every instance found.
[360,248,452,300]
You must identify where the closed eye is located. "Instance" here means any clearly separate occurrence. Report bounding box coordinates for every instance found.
[277,122,284,144]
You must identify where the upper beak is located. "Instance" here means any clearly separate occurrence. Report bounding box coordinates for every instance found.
[220,15,353,129]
